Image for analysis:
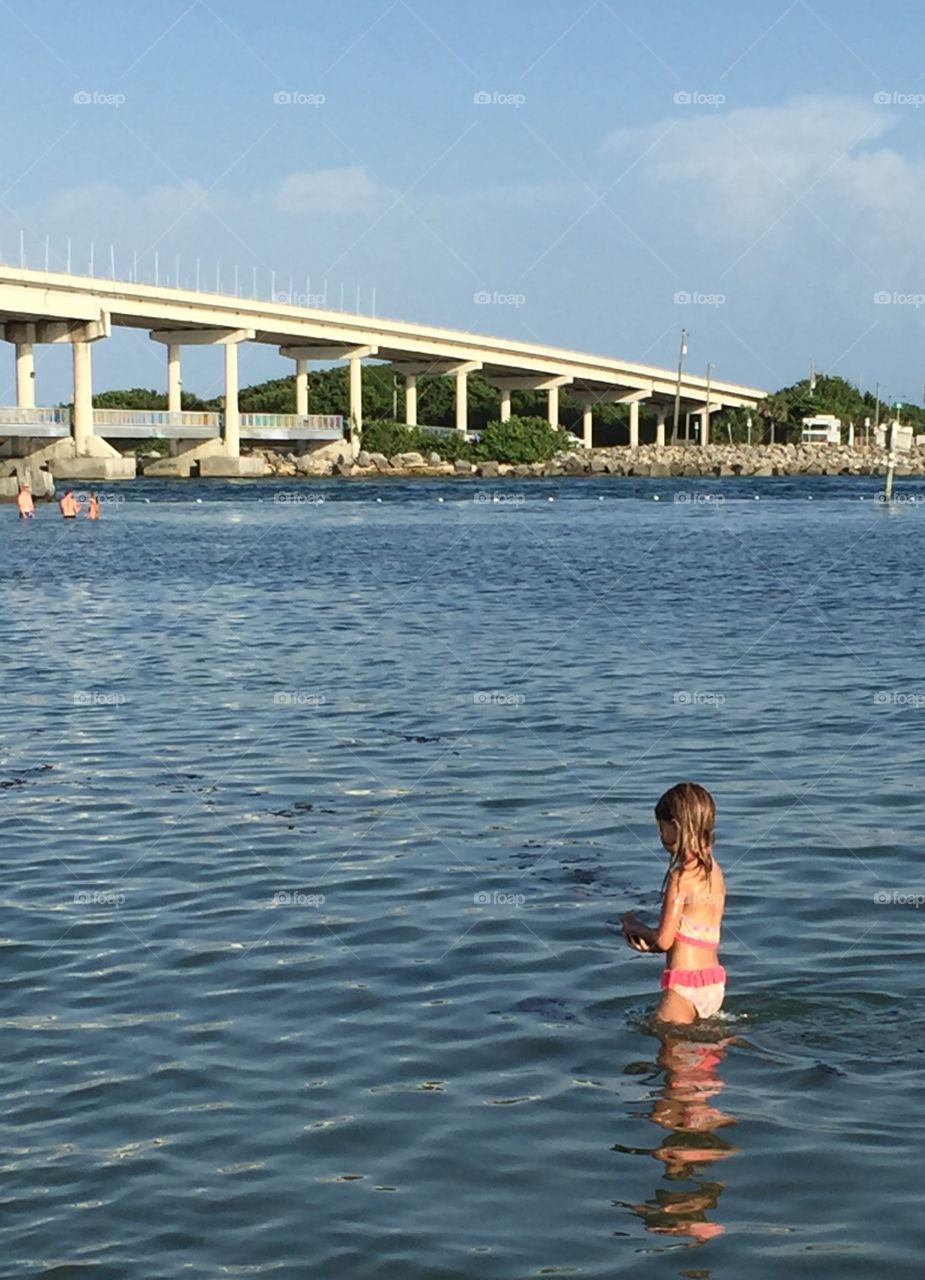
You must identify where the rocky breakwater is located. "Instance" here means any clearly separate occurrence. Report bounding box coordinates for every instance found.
[553,441,925,478]
[241,440,925,481]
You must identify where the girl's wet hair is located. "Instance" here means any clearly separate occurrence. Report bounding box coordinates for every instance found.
[655,782,716,880]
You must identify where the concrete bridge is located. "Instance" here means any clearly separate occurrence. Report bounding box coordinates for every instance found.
[0,266,766,487]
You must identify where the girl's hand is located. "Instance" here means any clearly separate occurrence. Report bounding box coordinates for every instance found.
[621,913,653,952]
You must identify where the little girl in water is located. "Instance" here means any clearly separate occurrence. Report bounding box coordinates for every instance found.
[622,783,726,1024]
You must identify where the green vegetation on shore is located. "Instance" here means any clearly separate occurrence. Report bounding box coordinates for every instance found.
[360,415,569,464]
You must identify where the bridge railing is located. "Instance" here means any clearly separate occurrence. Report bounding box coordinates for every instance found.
[0,406,71,424]
[92,409,222,439]
[240,413,344,440]
[0,405,71,437]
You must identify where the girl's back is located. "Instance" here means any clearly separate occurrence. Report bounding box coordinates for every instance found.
[670,860,725,971]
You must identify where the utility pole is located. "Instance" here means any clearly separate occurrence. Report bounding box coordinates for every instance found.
[884,401,901,502]
[671,329,687,445]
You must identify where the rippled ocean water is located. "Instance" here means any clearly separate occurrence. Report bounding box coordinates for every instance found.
[2,473,924,1279]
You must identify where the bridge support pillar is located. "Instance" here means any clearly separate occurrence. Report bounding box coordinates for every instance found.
[655,410,666,450]
[72,340,93,453]
[224,342,240,457]
[582,404,592,449]
[295,359,309,416]
[491,375,570,428]
[15,332,35,408]
[167,344,182,413]
[701,406,712,447]
[629,399,640,449]
[455,368,469,435]
[405,373,418,426]
[281,343,377,458]
[349,353,363,434]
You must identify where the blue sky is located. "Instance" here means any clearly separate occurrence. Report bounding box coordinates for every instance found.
[2,0,925,405]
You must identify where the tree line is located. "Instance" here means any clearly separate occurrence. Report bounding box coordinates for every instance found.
[90,369,923,445]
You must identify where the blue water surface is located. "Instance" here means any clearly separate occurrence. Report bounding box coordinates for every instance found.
[1,473,923,1279]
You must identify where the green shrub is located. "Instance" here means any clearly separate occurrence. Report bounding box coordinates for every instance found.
[360,420,475,462]
[359,420,419,457]
[416,430,472,462]
[472,415,565,464]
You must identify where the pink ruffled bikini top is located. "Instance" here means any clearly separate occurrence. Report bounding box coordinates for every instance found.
[675,914,721,950]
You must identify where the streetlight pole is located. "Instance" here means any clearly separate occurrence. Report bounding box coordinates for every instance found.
[671,328,687,445]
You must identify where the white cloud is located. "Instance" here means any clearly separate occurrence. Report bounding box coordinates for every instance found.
[605,95,900,239]
[274,167,380,215]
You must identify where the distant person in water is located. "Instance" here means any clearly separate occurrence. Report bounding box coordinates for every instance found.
[58,490,81,519]
[15,483,34,519]
[622,782,726,1024]
[87,493,100,520]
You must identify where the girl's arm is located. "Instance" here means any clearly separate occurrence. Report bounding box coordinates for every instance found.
[624,873,685,952]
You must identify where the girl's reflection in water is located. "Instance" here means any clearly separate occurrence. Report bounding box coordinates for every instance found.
[616,1030,740,1244]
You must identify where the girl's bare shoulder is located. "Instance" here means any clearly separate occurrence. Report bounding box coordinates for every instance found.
[678,860,725,904]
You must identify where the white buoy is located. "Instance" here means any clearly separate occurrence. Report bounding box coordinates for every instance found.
[196,498,202,504]
[376,497,382,503]
[547,496,554,502]
[653,495,660,501]
[437,496,444,502]
[754,495,760,501]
